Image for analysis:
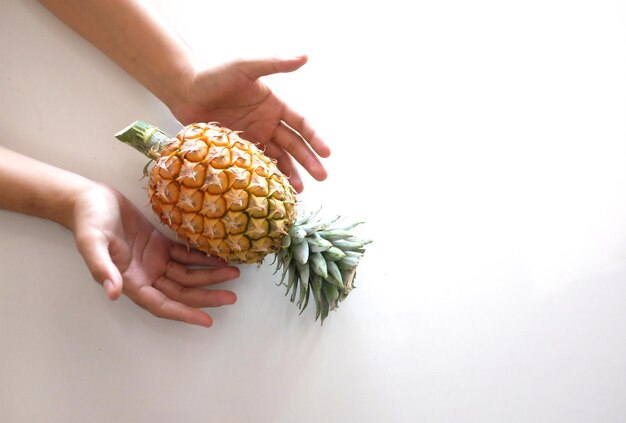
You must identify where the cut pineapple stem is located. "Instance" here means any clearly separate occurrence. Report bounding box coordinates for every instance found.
[277,209,371,323]
[115,120,171,159]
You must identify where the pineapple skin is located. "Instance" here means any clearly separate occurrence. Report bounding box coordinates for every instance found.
[147,123,297,264]
[116,120,370,322]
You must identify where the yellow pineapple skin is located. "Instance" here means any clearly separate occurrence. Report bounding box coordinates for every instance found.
[147,123,297,264]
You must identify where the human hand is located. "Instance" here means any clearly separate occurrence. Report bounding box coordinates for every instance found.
[72,183,240,327]
[169,55,331,193]
[37,1,329,191]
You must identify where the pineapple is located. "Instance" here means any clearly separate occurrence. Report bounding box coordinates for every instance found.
[115,121,370,322]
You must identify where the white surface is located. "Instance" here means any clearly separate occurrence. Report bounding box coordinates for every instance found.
[1,0,626,421]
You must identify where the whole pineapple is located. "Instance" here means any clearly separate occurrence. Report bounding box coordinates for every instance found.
[116,121,370,322]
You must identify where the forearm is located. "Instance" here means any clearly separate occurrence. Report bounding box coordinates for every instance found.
[38,0,196,107]
[0,146,93,230]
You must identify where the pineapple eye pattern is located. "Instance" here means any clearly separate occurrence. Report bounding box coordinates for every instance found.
[117,121,370,322]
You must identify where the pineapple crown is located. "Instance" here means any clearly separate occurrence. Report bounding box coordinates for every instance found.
[275,207,371,323]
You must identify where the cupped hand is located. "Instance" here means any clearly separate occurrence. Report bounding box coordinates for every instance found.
[170,55,331,192]
[71,183,240,327]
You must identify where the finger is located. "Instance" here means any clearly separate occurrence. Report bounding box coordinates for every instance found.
[165,261,240,287]
[282,106,331,158]
[236,55,308,79]
[262,142,304,192]
[134,285,214,327]
[169,242,230,267]
[75,229,123,300]
[273,122,328,182]
[153,278,237,308]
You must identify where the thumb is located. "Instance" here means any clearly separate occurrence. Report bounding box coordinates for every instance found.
[75,229,124,300]
[236,54,308,78]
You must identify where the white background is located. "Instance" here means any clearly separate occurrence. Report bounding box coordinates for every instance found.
[1,0,626,421]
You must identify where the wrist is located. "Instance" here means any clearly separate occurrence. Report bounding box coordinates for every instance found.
[154,55,199,113]
[50,177,98,231]
[0,146,96,231]
[26,168,97,232]
[162,58,204,122]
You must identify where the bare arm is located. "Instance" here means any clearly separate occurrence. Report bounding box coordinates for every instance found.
[38,0,330,191]
[38,0,195,108]
[0,146,91,229]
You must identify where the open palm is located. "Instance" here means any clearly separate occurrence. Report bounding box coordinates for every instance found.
[170,55,331,192]
[72,184,240,327]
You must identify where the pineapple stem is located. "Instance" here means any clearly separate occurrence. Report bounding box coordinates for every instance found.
[115,120,171,159]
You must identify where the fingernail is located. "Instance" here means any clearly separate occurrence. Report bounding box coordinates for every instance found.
[197,316,213,328]
[103,279,114,295]
[289,54,307,61]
